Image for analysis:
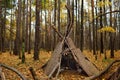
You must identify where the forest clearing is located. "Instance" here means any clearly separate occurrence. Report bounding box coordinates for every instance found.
[0,0,120,80]
[0,50,120,80]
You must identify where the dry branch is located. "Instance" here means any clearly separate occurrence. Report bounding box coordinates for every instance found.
[0,63,26,80]
[108,66,120,80]
[84,59,120,80]
[0,66,6,80]
[29,67,38,80]
[90,10,120,24]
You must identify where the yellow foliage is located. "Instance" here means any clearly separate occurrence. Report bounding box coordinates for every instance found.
[97,1,105,7]
[105,1,112,6]
[98,26,116,33]
[97,0,112,7]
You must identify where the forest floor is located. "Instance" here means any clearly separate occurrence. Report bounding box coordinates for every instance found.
[0,50,120,80]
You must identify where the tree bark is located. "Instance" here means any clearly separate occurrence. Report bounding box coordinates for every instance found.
[13,0,21,56]
[91,0,96,56]
[53,0,57,50]
[58,0,61,32]
[21,0,26,63]
[109,0,114,58]
[28,0,32,54]
[99,0,104,53]
[34,0,40,60]
[25,0,29,52]
[0,1,2,53]
[80,0,84,52]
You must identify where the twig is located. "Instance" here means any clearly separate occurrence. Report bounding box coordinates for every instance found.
[29,67,38,80]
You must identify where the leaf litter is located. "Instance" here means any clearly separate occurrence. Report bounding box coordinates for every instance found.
[0,50,120,80]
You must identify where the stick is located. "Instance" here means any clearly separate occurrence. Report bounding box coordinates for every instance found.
[0,63,26,80]
[48,62,59,78]
[55,55,62,78]
[29,67,38,80]
[0,66,6,80]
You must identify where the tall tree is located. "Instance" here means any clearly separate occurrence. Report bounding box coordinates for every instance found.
[103,0,107,59]
[21,0,26,63]
[0,0,12,53]
[28,0,32,54]
[0,0,2,53]
[58,0,61,32]
[53,0,57,50]
[99,0,104,53]
[91,0,96,57]
[109,0,114,58]
[9,0,13,54]
[80,0,84,52]
[25,0,29,52]
[34,0,40,60]
[119,6,120,50]
[88,9,92,51]
[95,5,99,56]
[44,0,48,50]
[75,0,80,48]
[1,0,7,52]
[13,0,22,56]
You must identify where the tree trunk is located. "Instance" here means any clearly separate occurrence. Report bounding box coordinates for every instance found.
[99,0,104,53]
[13,0,21,56]
[44,0,48,50]
[53,0,57,50]
[91,0,96,56]
[95,6,98,57]
[2,0,7,52]
[9,0,13,54]
[80,0,84,52]
[75,0,79,48]
[21,0,26,63]
[34,0,40,60]
[0,1,2,53]
[119,7,120,50]
[109,0,114,58]
[25,0,29,52]
[58,0,61,32]
[103,0,107,59]
[28,0,32,54]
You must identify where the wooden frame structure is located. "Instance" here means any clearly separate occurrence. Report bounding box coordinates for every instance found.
[42,5,99,78]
